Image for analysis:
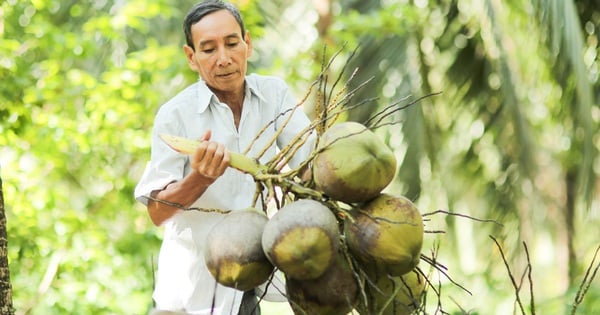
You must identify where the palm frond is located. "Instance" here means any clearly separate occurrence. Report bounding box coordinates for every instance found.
[534,0,596,206]
[481,0,537,176]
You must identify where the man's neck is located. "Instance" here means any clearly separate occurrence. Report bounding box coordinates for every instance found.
[212,85,246,128]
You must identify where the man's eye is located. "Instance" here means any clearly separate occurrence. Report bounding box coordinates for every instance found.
[202,49,215,54]
[226,42,239,47]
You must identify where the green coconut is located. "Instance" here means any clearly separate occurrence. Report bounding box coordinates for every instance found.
[261,199,339,280]
[312,121,397,203]
[204,208,274,291]
[345,193,424,276]
[286,249,358,315]
[356,267,426,315]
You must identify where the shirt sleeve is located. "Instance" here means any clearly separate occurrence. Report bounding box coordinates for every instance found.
[134,106,188,206]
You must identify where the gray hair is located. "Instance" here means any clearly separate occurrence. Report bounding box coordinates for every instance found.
[183,0,246,50]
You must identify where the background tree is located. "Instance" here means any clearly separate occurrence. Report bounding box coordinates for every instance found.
[0,175,14,314]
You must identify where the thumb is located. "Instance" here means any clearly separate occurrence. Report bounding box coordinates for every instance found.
[200,129,212,142]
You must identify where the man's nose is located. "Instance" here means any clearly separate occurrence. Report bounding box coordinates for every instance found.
[216,48,232,66]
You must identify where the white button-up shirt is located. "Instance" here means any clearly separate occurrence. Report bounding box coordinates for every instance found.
[135,74,313,314]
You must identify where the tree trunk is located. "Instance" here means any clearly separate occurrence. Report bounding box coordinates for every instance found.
[0,175,14,314]
[565,170,577,284]
[312,0,332,38]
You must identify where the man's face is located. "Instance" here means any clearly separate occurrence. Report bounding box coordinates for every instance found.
[184,9,252,94]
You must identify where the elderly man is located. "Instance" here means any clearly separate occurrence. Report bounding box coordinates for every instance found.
[135,1,313,314]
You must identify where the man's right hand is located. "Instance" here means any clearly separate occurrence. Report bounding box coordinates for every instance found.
[190,129,230,183]
[147,130,230,226]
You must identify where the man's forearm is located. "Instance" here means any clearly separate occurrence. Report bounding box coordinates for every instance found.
[147,172,214,226]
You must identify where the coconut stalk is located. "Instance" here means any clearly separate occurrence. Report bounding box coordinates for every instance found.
[159,133,325,202]
[159,134,268,176]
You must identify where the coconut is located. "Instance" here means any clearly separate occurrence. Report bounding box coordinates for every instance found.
[312,121,397,203]
[286,249,358,315]
[345,193,423,276]
[204,208,274,291]
[356,267,426,315]
[261,199,339,280]
[391,270,426,313]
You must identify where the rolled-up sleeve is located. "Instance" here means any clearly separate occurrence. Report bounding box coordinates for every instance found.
[134,107,188,205]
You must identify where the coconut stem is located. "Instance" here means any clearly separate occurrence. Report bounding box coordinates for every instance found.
[160,133,328,201]
[159,133,268,176]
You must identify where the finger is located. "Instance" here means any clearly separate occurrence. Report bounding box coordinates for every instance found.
[192,130,213,168]
[207,143,227,170]
[202,143,229,178]
[203,142,220,163]
[191,141,209,168]
[209,143,227,167]
[216,149,230,175]
[195,142,223,177]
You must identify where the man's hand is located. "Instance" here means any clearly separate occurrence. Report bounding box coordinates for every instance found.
[147,130,229,226]
[190,130,230,183]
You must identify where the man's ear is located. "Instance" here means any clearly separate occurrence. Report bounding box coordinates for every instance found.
[244,31,253,58]
[183,45,198,72]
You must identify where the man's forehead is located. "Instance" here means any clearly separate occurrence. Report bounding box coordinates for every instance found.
[191,11,243,42]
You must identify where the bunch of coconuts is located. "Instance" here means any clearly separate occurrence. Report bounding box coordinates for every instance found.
[202,121,426,315]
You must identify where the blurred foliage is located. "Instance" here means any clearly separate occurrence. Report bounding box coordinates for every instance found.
[1,0,264,313]
[1,0,599,314]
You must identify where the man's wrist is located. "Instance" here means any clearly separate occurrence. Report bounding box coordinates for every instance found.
[187,170,217,189]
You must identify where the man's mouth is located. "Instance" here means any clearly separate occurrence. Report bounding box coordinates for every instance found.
[217,71,236,78]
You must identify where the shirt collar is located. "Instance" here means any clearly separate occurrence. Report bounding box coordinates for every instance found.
[195,76,267,114]
[246,75,267,103]
[196,80,218,114]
